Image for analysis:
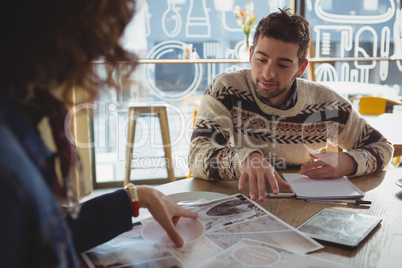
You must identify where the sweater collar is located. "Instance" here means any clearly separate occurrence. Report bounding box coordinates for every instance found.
[253,79,298,110]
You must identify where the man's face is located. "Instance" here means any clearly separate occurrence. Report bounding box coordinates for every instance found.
[249,36,308,107]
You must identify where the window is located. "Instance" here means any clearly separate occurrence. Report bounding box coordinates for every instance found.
[90,0,401,188]
[305,0,401,87]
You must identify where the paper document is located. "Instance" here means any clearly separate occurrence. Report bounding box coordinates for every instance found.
[282,173,364,200]
[82,194,327,268]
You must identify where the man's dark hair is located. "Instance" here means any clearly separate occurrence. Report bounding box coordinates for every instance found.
[252,8,311,64]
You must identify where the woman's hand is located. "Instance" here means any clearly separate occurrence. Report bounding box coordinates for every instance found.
[136,186,198,247]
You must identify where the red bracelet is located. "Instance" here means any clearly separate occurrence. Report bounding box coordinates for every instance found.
[124,183,139,217]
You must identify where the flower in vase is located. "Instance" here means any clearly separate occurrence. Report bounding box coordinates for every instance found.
[233,0,256,49]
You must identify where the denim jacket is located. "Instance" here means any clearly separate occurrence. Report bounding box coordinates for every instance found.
[0,96,133,267]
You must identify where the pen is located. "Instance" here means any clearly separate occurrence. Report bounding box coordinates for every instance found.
[305,199,372,205]
[266,192,295,198]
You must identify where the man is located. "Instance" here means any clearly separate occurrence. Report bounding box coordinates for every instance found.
[189,8,393,202]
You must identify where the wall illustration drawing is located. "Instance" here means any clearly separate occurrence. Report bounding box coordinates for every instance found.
[122,0,402,102]
[314,25,353,58]
[354,26,377,83]
[307,0,401,93]
[93,0,402,185]
[145,40,203,100]
[314,0,396,24]
[135,0,293,101]
[185,0,211,38]
[162,0,182,37]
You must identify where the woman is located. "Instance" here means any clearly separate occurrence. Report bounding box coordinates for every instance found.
[0,0,197,267]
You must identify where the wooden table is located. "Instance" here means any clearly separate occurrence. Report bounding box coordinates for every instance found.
[155,168,402,268]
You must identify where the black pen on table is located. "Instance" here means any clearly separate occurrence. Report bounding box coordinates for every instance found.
[305,199,372,206]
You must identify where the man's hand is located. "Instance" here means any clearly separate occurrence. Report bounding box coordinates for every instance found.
[238,153,291,202]
[299,152,357,179]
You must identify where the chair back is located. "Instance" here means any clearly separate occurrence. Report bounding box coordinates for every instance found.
[350,96,402,115]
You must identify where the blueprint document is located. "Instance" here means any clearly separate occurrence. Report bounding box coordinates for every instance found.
[82,194,350,268]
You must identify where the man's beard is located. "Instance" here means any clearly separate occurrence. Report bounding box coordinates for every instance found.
[255,74,297,101]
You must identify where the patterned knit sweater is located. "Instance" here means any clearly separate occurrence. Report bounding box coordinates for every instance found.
[189,69,393,181]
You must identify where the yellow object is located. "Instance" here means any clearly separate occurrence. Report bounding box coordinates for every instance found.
[350,96,402,115]
[350,96,402,167]
[394,156,400,167]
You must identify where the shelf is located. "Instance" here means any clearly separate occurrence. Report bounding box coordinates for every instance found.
[92,56,402,65]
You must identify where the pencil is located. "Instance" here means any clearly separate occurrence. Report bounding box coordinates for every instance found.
[305,199,371,205]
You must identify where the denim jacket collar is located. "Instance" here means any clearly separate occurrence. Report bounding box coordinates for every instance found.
[0,96,56,186]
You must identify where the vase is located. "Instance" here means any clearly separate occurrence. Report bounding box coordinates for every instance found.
[239,46,250,61]
[245,32,250,51]
[238,33,250,61]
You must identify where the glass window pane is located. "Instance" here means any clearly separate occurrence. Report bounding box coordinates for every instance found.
[93,0,294,186]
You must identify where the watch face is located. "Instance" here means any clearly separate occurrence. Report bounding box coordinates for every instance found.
[125,184,138,201]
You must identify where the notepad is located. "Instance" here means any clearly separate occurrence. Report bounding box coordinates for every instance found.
[282,173,364,200]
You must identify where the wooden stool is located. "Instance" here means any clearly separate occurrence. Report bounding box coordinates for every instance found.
[124,105,175,185]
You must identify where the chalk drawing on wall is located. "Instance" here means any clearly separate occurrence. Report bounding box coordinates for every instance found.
[393,5,402,71]
[340,63,350,81]
[203,42,221,84]
[312,1,401,84]
[354,26,377,83]
[315,0,395,24]
[380,26,391,81]
[144,0,151,37]
[145,40,203,100]
[314,26,353,58]
[315,63,338,82]
[161,0,182,37]
[186,0,211,37]
[219,0,244,32]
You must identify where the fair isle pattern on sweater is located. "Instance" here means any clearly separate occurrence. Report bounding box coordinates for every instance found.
[189,69,393,181]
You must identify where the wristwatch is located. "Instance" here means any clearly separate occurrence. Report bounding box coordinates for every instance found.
[124,183,139,217]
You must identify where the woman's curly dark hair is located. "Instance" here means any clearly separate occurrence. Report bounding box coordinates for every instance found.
[1,0,137,101]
